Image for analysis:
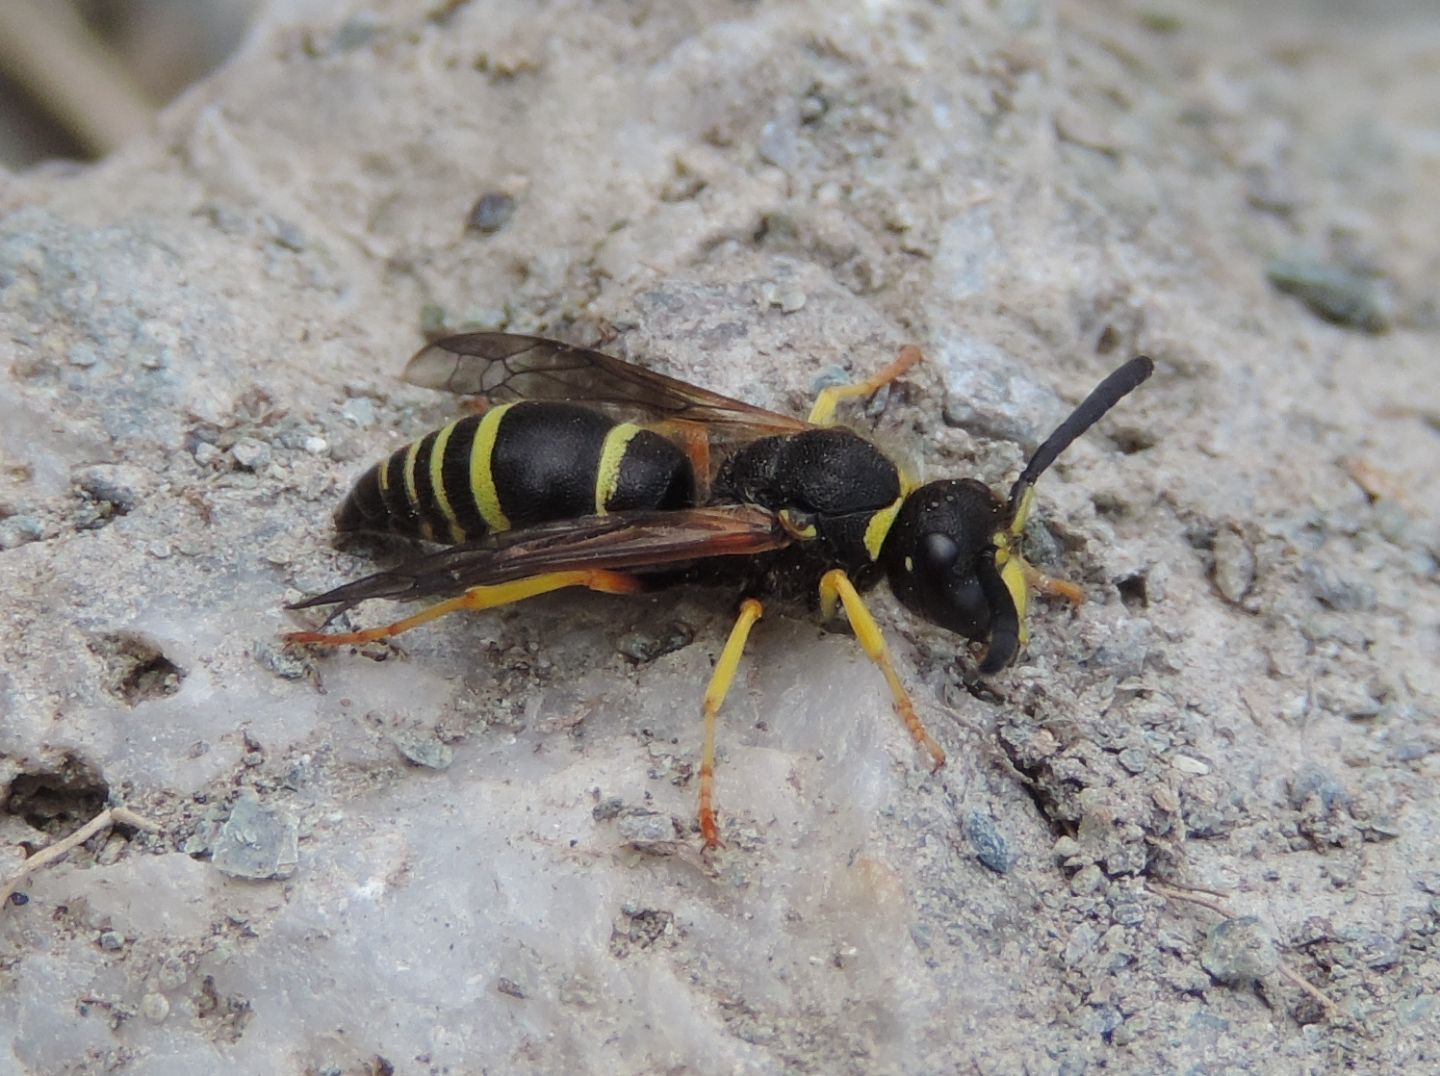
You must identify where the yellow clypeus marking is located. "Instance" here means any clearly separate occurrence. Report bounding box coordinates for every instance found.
[594,422,642,514]
[470,404,514,532]
[999,553,1031,646]
[428,421,465,543]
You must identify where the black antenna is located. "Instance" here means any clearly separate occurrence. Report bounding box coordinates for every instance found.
[1007,356,1154,517]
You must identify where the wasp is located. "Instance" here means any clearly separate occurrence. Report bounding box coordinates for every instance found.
[286,332,1153,846]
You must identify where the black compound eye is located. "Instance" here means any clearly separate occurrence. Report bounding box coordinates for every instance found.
[917,532,960,576]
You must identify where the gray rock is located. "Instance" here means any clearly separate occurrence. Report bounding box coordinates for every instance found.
[1201,917,1279,984]
[212,793,299,880]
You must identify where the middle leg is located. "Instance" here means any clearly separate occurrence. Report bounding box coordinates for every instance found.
[697,598,764,848]
[285,569,646,646]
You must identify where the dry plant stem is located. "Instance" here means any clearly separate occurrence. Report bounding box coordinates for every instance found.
[1148,881,1340,1016]
[0,806,161,908]
[0,1,156,155]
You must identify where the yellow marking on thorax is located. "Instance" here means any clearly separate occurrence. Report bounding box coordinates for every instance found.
[594,423,642,514]
[402,439,432,539]
[470,403,514,532]
[863,495,906,561]
[427,421,465,543]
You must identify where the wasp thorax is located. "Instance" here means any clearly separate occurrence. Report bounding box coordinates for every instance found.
[882,479,1007,640]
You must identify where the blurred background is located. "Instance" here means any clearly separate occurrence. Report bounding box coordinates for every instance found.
[0,0,257,168]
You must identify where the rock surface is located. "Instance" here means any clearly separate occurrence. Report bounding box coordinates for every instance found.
[1,1,1438,1073]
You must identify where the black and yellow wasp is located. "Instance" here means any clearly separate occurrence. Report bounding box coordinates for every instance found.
[286,332,1153,846]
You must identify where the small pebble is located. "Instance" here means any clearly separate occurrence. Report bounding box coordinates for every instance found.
[303,436,329,456]
[141,993,170,1023]
[1201,916,1278,983]
[1070,864,1105,896]
[1110,895,1146,926]
[467,192,517,234]
[1211,528,1255,605]
[158,956,187,990]
[194,442,223,466]
[0,516,45,550]
[1170,754,1211,776]
[616,623,695,664]
[1064,922,1099,967]
[253,639,310,681]
[212,793,299,880]
[270,217,306,252]
[966,810,1014,874]
[231,437,272,471]
[496,976,527,998]
[1266,255,1393,334]
[98,930,124,951]
[393,731,454,770]
[757,118,798,171]
[1117,747,1149,774]
[760,281,808,313]
[341,398,376,428]
[76,464,144,513]
[1288,763,1347,812]
[591,797,625,821]
[615,809,677,849]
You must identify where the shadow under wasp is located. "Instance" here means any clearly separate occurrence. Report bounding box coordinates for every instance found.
[285,332,1153,846]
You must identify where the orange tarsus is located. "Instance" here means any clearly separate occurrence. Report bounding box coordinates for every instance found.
[1022,563,1085,605]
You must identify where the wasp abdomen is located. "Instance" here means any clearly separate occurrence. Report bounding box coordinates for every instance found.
[335,401,694,543]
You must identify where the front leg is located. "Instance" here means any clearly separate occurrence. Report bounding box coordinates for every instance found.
[818,569,945,770]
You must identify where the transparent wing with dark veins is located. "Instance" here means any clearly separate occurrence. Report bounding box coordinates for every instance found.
[288,505,792,617]
[403,332,812,434]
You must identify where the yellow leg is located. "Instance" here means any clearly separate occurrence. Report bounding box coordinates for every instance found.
[284,570,645,646]
[807,345,923,427]
[817,570,946,770]
[698,599,764,848]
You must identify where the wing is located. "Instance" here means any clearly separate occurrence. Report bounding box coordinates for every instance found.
[288,505,792,615]
[402,332,812,436]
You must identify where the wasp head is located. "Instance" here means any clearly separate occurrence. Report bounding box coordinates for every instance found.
[880,354,1155,675]
[880,479,1021,675]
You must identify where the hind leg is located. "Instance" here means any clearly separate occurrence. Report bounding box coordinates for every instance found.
[285,570,646,646]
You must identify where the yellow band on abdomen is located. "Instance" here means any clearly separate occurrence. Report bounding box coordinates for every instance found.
[401,438,432,540]
[470,404,514,532]
[428,421,464,543]
[594,422,642,515]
